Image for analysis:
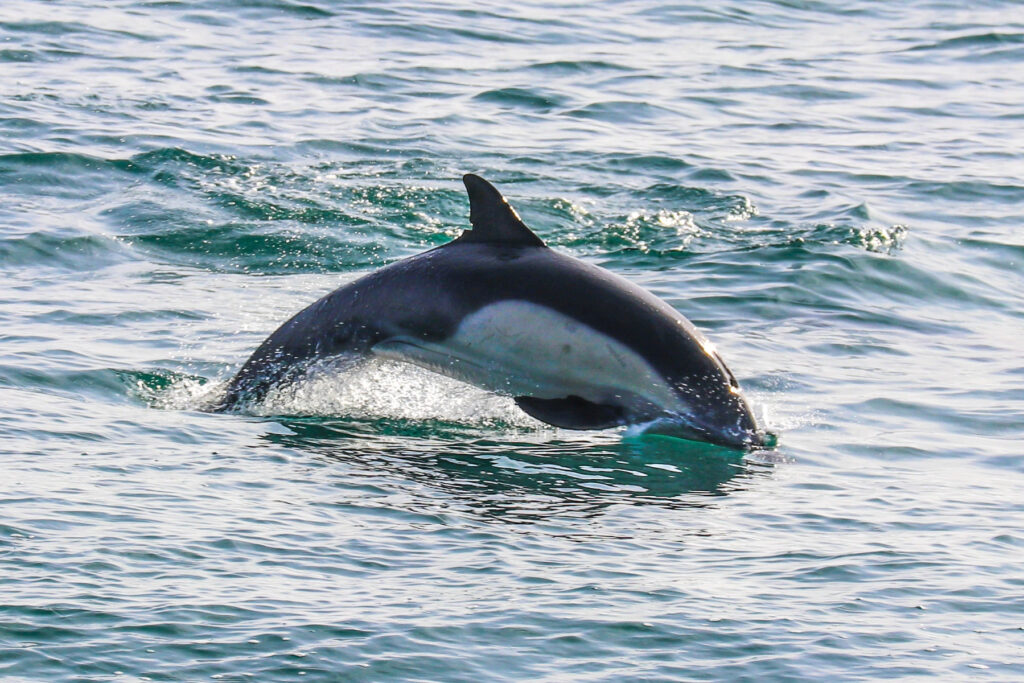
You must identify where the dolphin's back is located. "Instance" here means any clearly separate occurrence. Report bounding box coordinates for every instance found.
[218,242,724,412]
[215,252,443,408]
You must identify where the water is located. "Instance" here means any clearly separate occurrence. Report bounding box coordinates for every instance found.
[2,0,1023,679]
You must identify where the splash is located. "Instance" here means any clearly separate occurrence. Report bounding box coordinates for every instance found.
[153,358,543,429]
[145,358,786,449]
[144,371,222,411]
[852,223,908,253]
[254,359,539,427]
[601,208,706,253]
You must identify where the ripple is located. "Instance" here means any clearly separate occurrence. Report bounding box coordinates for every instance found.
[566,100,677,124]
[0,231,130,271]
[472,87,569,112]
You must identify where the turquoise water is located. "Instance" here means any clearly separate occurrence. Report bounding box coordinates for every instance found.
[3,0,1023,679]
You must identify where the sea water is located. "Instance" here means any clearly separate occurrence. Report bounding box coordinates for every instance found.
[2,1,1023,679]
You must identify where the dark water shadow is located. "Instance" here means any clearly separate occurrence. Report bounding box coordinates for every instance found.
[258,416,777,524]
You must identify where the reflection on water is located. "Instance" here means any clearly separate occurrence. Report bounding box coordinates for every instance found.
[146,362,778,522]
[259,416,776,524]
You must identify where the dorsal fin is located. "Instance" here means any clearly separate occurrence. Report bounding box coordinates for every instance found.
[456,174,546,247]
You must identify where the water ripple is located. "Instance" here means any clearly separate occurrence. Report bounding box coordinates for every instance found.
[3,0,1024,680]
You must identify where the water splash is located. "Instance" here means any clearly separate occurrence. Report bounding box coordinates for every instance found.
[150,358,542,430]
[254,359,539,428]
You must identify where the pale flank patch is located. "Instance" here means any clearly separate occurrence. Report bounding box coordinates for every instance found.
[374,300,682,411]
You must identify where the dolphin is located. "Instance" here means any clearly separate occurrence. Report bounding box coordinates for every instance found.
[214,174,766,449]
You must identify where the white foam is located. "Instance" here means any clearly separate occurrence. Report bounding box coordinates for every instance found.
[225,358,544,428]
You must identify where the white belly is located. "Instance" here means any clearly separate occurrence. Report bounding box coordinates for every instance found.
[372,300,681,412]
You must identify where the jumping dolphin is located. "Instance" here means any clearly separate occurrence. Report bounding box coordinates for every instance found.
[214,174,766,449]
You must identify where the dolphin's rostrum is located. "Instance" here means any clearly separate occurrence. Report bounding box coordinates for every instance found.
[215,174,767,449]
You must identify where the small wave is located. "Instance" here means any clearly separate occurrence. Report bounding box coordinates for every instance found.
[586,208,707,255]
[0,366,214,408]
[121,147,249,176]
[598,153,694,173]
[0,150,130,201]
[0,231,130,271]
[770,223,908,255]
[536,182,757,256]
[566,100,676,124]
[525,60,634,74]
[211,0,334,19]
[1,146,455,275]
[760,83,863,102]
[472,87,568,112]
[547,190,904,258]
[0,48,37,62]
[905,179,1024,203]
[97,150,468,273]
[905,31,1024,60]
[0,18,142,40]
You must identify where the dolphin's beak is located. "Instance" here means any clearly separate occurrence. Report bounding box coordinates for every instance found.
[645,389,768,450]
[710,396,767,450]
[639,415,767,450]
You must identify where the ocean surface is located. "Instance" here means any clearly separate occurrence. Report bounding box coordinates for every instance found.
[2,0,1023,679]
